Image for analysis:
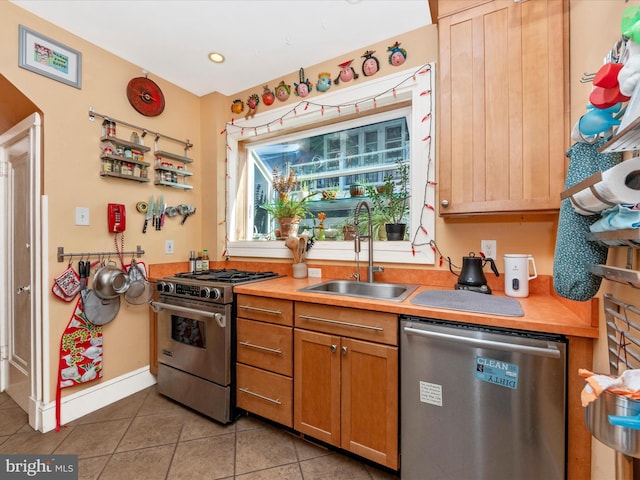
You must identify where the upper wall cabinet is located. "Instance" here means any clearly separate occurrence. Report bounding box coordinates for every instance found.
[437,0,568,216]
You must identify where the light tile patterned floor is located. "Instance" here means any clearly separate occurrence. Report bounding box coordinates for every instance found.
[0,386,400,480]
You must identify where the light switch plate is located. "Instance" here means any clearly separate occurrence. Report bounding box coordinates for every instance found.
[165,240,175,254]
[75,207,90,226]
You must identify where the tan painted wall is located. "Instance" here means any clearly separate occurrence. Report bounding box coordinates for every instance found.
[1,1,202,401]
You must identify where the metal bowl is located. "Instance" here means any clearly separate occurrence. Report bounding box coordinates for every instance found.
[585,390,640,458]
[92,264,130,299]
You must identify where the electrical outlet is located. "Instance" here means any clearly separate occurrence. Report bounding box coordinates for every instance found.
[480,240,497,260]
[75,207,90,226]
[165,240,175,254]
[308,268,322,278]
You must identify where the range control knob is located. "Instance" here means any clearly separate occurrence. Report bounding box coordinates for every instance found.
[200,287,211,298]
[157,281,173,293]
[209,288,221,300]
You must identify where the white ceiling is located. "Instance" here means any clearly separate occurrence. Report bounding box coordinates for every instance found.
[11,0,432,97]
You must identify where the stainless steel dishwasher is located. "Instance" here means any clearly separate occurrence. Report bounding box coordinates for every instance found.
[400,316,567,480]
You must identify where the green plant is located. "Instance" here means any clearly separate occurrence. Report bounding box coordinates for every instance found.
[365,161,410,224]
[260,192,318,220]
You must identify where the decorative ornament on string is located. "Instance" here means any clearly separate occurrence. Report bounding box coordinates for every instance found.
[387,41,407,66]
[316,72,332,92]
[275,80,291,102]
[246,94,260,118]
[334,59,359,85]
[231,99,244,114]
[294,68,313,98]
[262,85,275,106]
[126,75,165,117]
[361,50,380,77]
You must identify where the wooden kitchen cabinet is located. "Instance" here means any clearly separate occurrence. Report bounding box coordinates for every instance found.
[438,0,569,215]
[294,303,399,470]
[236,294,294,427]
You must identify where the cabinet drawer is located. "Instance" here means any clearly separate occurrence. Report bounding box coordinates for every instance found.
[237,294,293,326]
[295,302,398,346]
[237,318,292,376]
[236,363,292,427]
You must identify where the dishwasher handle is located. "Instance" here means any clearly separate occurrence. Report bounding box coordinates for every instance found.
[402,326,561,359]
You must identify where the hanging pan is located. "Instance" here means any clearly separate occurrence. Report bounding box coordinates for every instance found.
[80,261,121,326]
[125,259,154,305]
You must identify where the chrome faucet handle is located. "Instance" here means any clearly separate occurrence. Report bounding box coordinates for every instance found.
[372,265,384,273]
[350,273,360,281]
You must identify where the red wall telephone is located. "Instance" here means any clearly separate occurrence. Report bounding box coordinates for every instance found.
[107,203,126,232]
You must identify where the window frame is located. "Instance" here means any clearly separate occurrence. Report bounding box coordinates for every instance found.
[225,65,435,265]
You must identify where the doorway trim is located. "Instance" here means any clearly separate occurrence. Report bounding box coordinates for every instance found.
[0,113,44,430]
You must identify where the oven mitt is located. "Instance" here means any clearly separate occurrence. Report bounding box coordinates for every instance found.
[52,264,81,302]
[553,139,622,301]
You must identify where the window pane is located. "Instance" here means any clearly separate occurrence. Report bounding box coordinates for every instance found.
[251,116,410,239]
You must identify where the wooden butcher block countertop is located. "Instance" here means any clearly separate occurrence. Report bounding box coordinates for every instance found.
[149,261,598,338]
[234,275,598,339]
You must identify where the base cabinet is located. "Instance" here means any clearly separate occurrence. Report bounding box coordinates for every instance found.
[294,326,398,469]
[236,295,294,427]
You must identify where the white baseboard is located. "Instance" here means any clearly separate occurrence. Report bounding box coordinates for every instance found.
[36,366,156,433]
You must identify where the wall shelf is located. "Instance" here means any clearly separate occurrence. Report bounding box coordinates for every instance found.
[154,180,193,190]
[155,150,193,164]
[589,264,640,288]
[599,115,640,153]
[100,171,151,183]
[100,136,151,152]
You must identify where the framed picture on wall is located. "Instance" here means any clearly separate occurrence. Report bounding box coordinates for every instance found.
[18,25,82,89]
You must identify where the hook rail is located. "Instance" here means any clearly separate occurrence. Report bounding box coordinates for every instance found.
[88,107,192,149]
[57,245,145,263]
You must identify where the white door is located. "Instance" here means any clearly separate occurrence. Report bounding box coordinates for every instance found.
[0,113,42,427]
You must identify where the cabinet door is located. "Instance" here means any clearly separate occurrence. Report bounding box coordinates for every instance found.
[294,329,341,446]
[341,338,399,470]
[438,0,568,215]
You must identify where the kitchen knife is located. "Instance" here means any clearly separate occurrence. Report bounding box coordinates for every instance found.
[143,195,153,233]
[157,195,164,230]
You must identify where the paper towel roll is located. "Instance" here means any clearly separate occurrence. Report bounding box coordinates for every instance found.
[571,157,640,215]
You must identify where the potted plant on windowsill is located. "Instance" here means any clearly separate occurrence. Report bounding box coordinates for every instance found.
[260,193,317,237]
[260,167,318,237]
[365,161,410,240]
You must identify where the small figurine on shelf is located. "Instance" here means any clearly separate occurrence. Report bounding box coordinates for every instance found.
[317,212,326,240]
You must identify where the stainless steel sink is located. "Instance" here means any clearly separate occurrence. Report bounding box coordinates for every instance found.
[299,280,418,302]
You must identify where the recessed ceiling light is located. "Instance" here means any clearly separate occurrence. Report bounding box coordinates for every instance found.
[208,52,225,63]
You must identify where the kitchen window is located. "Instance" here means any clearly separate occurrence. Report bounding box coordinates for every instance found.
[251,114,410,237]
[226,66,435,264]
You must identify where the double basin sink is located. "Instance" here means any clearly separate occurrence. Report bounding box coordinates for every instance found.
[299,279,418,302]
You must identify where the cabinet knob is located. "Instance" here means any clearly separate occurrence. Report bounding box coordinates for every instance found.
[440,199,449,208]
[341,346,348,355]
[330,345,337,353]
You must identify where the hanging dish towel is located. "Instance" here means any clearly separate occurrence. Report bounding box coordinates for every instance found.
[55,297,103,431]
[553,139,622,301]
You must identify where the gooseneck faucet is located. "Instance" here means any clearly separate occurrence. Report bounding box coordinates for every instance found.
[353,200,383,283]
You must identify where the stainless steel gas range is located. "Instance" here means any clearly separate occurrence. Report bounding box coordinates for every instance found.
[150,269,282,423]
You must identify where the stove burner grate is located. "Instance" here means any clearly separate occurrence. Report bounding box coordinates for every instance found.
[174,268,281,284]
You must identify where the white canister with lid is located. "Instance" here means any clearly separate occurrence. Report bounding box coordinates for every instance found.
[503,254,537,298]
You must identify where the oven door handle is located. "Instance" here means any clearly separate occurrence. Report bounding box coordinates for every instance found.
[150,301,226,328]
